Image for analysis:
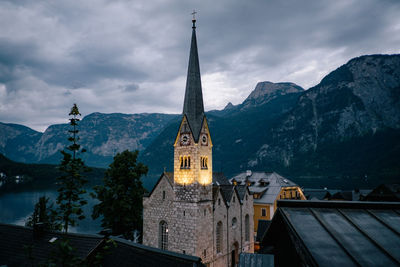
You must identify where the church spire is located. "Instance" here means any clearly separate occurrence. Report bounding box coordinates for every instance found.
[183,12,205,143]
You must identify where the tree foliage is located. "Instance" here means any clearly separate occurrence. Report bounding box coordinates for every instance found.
[25,196,59,230]
[92,150,148,240]
[56,103,89,233]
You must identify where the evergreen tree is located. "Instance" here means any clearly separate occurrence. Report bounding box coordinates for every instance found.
[92,150,148,240]
[25,196,59,230]
[56,103,89,233]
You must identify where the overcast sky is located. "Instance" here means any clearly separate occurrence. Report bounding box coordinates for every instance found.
[0,0,399,132]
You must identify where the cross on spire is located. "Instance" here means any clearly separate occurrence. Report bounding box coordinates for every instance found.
[191,10,197,28]
[191,10,197,20]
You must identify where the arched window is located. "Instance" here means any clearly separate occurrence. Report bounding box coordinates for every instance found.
[216,221,223,253]
[180,156,191,169]
[201,156,208,169]
[232,217,237,228]
[245,214,250,241]
[159,221,168,250]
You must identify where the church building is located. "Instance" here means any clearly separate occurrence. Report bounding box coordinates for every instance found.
[143,17,254,267]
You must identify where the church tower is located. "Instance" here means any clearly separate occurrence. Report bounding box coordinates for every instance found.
[173,15,213,198]
[171,16,214,262]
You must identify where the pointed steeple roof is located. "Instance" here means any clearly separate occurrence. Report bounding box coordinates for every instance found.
[183,17,205,142]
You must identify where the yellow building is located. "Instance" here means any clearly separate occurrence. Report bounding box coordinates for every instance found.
[230,171,306,250]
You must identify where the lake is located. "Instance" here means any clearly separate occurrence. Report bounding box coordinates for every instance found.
[0,190,102,234]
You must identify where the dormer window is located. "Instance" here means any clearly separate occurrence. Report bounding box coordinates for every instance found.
[180,156,191,169]
[201,156,208,169]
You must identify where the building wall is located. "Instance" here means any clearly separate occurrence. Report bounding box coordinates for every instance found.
[241,190,254,253]
[253,204,271,232]
[143,175,175,249]
[213,191,228,267]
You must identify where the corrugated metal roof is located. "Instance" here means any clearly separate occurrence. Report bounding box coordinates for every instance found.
[239,253,274,267]
[263,200,400,266]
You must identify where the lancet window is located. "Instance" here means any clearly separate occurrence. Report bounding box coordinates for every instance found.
[180,156,191,169]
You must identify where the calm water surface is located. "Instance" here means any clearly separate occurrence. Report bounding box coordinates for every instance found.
[0,190,102,234]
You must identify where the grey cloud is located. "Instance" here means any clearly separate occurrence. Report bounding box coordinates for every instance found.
[124,83,140,92]
[0,0,399,131]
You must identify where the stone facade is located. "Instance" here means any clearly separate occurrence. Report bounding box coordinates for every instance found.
[143,173,254,266]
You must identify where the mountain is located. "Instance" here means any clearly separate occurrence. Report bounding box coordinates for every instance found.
[252,55,400,172]
[0,113,178,167]
[140,54,400,189]
[1,54,399,190]
[0,122,42,163]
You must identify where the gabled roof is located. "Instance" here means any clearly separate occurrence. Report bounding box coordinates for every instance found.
[236,185,248,203]
[256,220,271,242]
[262,200,400,266]
[219,185,235,206]
[146,172,174,197]
[212,172,230,185]
[182,19,205,142]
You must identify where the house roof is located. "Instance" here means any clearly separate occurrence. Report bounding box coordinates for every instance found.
[146,172,174,197]
[256,220,271,242]
[365,184,400,201]
[103,238,204,267]
[0,223,103,266]
[212,172,230,185]
[236,185,248,203]
[0,223,204,267]
[230,172,299,204]
[262,200,400,266]
[219,185,235,205]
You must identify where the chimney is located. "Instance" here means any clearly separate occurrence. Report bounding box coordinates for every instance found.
[246,170,252,177]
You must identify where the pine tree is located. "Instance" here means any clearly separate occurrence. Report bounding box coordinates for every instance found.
[56,103,89,233]
[25,196,59,230]
[92,150,148,240]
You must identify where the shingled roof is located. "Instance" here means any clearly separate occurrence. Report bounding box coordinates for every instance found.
[0,223,204,267]
[182,19,205,142]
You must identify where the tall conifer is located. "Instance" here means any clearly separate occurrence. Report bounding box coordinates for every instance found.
[56,103,88,233]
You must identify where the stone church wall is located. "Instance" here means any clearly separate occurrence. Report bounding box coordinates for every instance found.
[143,175,175,249]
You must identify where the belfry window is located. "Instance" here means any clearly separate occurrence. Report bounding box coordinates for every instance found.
[159,221,168,250]
[201,156,208,169]
[180,156,191,169]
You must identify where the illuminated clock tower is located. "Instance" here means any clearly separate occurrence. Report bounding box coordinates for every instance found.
[173,16,213,198]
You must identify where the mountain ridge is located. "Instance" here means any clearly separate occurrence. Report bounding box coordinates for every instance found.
[0,54,399,190]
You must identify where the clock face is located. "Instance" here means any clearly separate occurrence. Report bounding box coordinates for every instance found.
[181,134,190,146]
[201,134,208,145]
